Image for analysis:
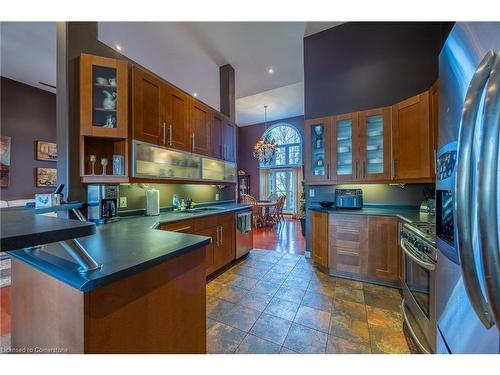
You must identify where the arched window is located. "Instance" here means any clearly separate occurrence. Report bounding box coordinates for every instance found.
[260,123,302,168]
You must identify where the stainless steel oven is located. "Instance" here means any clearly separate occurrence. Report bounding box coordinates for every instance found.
[400,222,437,353]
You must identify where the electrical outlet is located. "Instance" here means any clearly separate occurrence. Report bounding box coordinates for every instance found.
[119,197,127,208]
[309,189,315,198]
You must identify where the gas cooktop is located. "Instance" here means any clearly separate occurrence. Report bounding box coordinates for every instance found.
[405,222,436,245]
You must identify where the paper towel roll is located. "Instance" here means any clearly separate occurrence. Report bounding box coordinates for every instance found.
[146,189,160,216]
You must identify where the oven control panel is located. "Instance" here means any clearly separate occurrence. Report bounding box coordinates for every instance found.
[400,225,437,262]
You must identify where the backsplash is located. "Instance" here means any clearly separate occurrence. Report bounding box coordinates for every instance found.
[306,183,434,208]
[118,183,235,212]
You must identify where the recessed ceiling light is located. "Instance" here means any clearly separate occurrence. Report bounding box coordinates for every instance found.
[193,92,198,97]
[115,44,122,51]
[268,67,274,74]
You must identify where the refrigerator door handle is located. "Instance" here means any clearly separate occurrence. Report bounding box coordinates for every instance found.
[478,52,500,330]
[455,50,496,329]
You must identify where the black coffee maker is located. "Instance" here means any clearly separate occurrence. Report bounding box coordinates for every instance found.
[87,185,119,224]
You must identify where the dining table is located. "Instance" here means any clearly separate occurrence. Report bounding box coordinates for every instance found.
[255,200,278,227]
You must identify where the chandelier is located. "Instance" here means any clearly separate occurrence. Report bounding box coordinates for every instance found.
[253,105,276,163]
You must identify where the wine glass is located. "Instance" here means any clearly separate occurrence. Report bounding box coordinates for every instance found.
[89,154,97,175]
[101,158,108,176]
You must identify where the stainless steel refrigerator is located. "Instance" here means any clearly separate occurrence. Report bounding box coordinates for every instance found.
[436,22,500,354]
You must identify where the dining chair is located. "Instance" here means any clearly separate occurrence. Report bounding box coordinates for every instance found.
[268,193,278,202]
[241,194,263,228]
[276,195,286,223]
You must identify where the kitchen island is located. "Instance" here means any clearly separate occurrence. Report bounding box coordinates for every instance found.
[6,202,250,354]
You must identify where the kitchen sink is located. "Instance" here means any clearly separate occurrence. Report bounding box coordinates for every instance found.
[188,206,226,212]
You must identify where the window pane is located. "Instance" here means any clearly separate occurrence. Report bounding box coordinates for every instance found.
[275,147,286,165]
[288,145,300,165]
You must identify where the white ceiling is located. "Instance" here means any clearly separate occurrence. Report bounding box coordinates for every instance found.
[0,21,341,125]
[0,22,56,93]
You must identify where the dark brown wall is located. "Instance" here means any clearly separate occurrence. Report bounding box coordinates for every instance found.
[237,115,304,196]
[304,22,453,119]
[1,77,57,200]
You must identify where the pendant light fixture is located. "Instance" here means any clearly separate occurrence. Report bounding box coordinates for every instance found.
[253,105,276,163]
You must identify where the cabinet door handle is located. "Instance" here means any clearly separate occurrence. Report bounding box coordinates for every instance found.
[354,160,358,179]
[363,160,366,179]
[219,226,223,246]
[169,124,173,145]
[391,159,396,179]
[162,123,166,144]
[224,144,227,160]
[326,163,330,179]
[171,226,191,232]
[216,226,220,246]
[192,133,195,152]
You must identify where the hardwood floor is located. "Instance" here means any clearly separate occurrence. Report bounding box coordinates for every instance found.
[253,217,306,255]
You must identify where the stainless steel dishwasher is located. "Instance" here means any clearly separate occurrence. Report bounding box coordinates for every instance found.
[235,209,253,259]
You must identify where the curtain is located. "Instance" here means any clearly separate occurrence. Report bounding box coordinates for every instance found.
[259,168,270,200]
[293,166,304,219]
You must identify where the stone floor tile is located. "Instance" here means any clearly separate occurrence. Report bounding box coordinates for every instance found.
[235,334,282,354]
[207,297,237,320]
[363,283,402,299]
[264,297,300,321]
[252,280,281,296]
[275,285,306,304]
[230,265,268,279]
[326,335,371,354]
[250,313,292,345]
[216,305,261,332]
[335,278,364,290]
[207,319,246,354]
[364,291,401,312]
[332,299,367,321]
[301,291,334,312]
[261,270,289,284]
[294,305,331,333]
[369,324,410,354]
[329,314,370,344]
[280,346,299,354]
[226,275,260,291]
[238,291,273,312]
[307,282,336,298]
[213,285,248,303]
[282,275,311,290]
[283,323,328,354]
[334,285,365,304]
[366,305,404,330]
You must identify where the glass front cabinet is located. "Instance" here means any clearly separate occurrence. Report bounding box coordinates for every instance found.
[331,113,359,182]
[305,117,331,183]
[80,54,128,138]
[358,107,391,181]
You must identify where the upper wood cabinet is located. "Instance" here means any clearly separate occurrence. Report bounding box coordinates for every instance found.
[211,112,224,160]
[331,113,359,183]
[305,117,332,183]
[304,86,437,184]
[392,91,433,181]
[190,99,212,156]
[80,54,128,138]
[358,107,392,181]
[132,65,163,144]
[164,84,191,151]
[222,120,236,162]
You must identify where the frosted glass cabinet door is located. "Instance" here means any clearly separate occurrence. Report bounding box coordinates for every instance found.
[332,113,358,182]
[359,107,391,181]
[305,118,331,182]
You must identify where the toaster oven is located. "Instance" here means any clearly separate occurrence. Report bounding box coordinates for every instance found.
[335,189,363,209]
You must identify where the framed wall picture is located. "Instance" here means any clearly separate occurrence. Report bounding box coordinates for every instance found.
[0,136,11,187]
[36,141,57,161]
[35,167,57,187]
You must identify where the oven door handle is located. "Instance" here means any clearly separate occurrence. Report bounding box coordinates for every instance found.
[477,51,500,330]
[400,238,435,271]
[455,51,495,329]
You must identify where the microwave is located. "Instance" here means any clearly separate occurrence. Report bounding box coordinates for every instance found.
[335,189,363,209]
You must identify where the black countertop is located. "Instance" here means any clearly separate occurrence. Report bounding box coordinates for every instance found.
[309,205,435,224]
[7,202,251,292]
[1,206,95,252]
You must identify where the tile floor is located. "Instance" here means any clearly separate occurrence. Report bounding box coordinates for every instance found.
[207,249,411,354]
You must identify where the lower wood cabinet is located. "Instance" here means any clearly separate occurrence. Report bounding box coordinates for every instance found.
[159,212,235,276]
[310,212,401,284]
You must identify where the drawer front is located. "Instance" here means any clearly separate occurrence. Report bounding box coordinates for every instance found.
[159,220,194,233]
[328,214,367,274]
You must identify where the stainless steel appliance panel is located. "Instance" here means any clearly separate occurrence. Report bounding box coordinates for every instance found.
[235,210,253,259]
[436,22,500,354]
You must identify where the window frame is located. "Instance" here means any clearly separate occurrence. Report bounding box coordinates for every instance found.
[259,123,303,169]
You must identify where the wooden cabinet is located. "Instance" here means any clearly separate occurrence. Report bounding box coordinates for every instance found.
[222,120,236,162]
[211,112,224,160]
[320,213,401,285]
[310,211,329,268]
[132,65,163,144]
[163,84,191,151]
[159,212,235,277]
[392,91,433,181]
[331,113,359,183]
[80,54,128,139]
[366,216,399,281]
[79,54,129,183]
[305,117,332,183]
[190,99,212,156]
[328,214,368,275]
[358,107,392,181]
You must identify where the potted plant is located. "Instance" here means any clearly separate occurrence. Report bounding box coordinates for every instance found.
[298,181,306,236]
